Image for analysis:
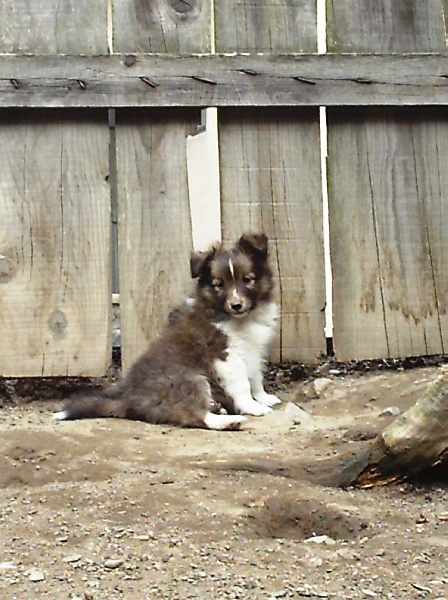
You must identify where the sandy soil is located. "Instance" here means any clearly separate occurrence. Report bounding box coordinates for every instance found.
[0,366,447,600]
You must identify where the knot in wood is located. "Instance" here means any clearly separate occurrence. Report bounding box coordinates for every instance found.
[169,0,193,14]
[124,55,137,68]
[0,255,15,282]
[48,309,68,336]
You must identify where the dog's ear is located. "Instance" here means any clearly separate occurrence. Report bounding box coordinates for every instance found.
[238,233,269,257]
[190,248,216,279]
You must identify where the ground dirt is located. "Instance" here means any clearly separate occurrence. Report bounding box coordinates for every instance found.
[0,366,447,600]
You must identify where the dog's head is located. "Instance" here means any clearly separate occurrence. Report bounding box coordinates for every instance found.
[190,233,274,317]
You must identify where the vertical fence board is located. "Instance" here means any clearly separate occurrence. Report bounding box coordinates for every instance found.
[443,1,448,42]
[116,110,199,370]
[215,0,317,52]
[327,0,445,52]
[0,111,111,376]
[327,0,447,361]
[0,0,111,376]
[112,0,211,52]
[114,1,211,369]
[219,109,326,361]
[0,0,108,53]
[216,1,325,362]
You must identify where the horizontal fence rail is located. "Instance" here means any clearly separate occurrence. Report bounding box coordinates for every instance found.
[1,53,448,107]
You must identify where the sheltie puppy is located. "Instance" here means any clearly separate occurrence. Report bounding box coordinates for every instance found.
[54,233,281,430]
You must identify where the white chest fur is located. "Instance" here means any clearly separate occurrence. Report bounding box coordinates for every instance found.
[216,301,278,368]
[213,302,281,416]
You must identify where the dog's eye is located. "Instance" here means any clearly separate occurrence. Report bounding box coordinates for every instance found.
[243,275,255,285]
[212,279,224,289]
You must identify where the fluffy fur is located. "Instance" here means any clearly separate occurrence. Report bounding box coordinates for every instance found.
[54,233,281,430]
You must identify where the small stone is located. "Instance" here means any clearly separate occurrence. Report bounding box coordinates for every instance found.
[104,558,124,569]
[304,535,336,545]
[411,583,432,593]
[336,548,361,561]
[283,402,311,423]
[317,363,332,376]
[28,569,45,582]
[378,406,401,418]
[0,562,17,570]
[63,554,82,563]
[313,378,332,396]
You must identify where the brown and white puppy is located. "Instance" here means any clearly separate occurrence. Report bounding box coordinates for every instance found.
[54,233,280,430]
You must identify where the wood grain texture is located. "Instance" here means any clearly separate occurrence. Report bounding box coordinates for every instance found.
[327,0,447,361]
[444,1,448,39]
[0,1,111,376]
[328,108,448,360]
[116,109,198,370]
[113,1,210,370]
[0,0,108,53]
[0,111,111,376]
[216,0,324,362]
[327,0,446,52]
[215,0,317,52]
[2,53,448,108]
[219,108,326,362]
[112,0,211,52]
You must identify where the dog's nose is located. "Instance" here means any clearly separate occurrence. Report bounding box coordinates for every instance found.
[230,301,243,313]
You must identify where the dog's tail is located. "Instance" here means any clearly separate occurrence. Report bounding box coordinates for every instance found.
[53,391,126,422]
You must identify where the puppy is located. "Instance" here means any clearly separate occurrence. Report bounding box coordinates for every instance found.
[54,233,281,430]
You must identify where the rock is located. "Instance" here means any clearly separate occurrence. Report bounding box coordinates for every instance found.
[313,378,332,396]
[335,548,361,561]
[104,558,124,569]
[63,554,82,563]
[28,569,45,582]
[317,362,332,377]
[304,535,336,545]
[282,402,311,424]
[302,378,333,399]
[378,406,401,418]
[0,562,17,570]
[308,557,324,567]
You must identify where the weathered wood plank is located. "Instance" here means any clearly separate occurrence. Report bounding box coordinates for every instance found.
[0,111,111,376]
[0,2,111,376]
[328,108,448,359]
[328,0,446,52]
[219,108,326,362]
[112,0,211,53]
[216,1,324,362]
[0,0,108,53]
[327,0,448,360]
[116,109,198,370]
[113,1,210,370]
[215,0,317,52]
[1,53,448,108]
[444,1,448,39]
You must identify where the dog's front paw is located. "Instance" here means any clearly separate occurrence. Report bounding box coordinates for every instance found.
[236,399,273,417]
[254,391,282,407]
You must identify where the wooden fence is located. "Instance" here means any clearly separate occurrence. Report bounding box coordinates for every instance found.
[0,0,447,377]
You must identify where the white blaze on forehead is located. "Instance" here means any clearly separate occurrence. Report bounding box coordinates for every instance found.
[228,258,235,279]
